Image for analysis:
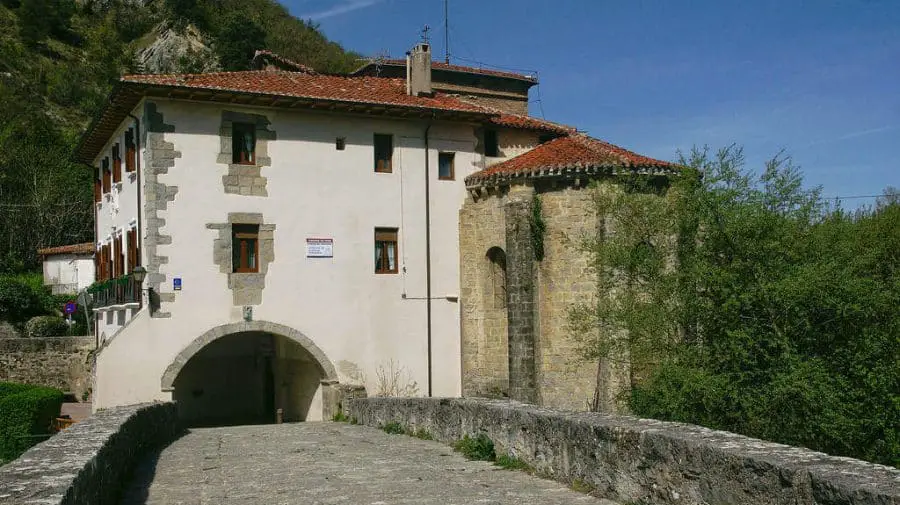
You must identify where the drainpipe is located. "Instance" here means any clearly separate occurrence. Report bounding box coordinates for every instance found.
[424,121,433,397]
[127,113,142,308]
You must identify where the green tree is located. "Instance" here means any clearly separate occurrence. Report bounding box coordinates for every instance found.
[215,12,265,71]
[16,0,75,46]
[570,145,900,467]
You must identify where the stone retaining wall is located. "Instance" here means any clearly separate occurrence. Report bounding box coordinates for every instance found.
[348,397,900,505]
[0,402,182,505]
[0,336,94,400]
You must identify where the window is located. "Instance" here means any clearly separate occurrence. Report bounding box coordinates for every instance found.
[232,123,256,165]
[336,137,346,150]
[94,168,101,203]
[486,247,507,309]
[484,129,499,157]
[232,224,259,273]
[127,228,140,272]
[125,129,136,172]
[374,134,393,173]
[112,144,122,183]
[102,158,111,193]
[438,152,455,180]
[113,234,124,278]
[374,228,398,274]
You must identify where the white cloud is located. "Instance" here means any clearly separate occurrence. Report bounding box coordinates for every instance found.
[299,0,383,21]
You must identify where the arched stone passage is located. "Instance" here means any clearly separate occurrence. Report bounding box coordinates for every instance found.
[161,321,337,391]
[161,321,340,426]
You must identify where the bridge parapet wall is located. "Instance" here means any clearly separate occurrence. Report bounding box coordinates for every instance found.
[348,397,899,505]
[0,402,181,505]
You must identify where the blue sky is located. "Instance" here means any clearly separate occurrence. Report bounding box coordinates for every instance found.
[286,0,899,205]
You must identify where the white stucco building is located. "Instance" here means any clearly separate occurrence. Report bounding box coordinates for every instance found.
[77,44,574,424]
[37,243,95,295]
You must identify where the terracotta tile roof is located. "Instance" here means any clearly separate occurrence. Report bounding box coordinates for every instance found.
[466,134,679,187]
[37,243,94,256]
[251,50,317,74]
[120,71,492,114]
[354,59,538,83]
[487,112,577,135]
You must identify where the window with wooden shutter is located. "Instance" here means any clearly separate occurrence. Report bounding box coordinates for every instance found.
[374,228,399,274]
[94,168,101,203]
[127,228,138,272]
[374,134,393,173]
[125,129,136,172]
[102,158,111,193]
[112,144,122,183]
[232,224,259,273]
[232,123,256,165]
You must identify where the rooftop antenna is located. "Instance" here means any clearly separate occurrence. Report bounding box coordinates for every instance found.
[421,24,431,44]
[444,0,450,64]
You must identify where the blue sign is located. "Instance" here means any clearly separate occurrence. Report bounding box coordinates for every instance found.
[173,277,182,291]
[64,301,77,315]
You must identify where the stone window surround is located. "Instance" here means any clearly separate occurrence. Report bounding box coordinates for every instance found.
[217,111,276,196]
[207,213,275,306]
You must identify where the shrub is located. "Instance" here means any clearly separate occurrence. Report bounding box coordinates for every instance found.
[331,411,348,422]
[24,315,69,338]
[380,421,404,435]
[0,382,32,400]
[453,433,495,461]
[0,382,64,462]
[495,454,533,472]
[0,274,49,326]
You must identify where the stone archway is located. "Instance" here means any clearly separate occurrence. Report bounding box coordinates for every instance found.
[161,321,341,425]
[161,321,337,392]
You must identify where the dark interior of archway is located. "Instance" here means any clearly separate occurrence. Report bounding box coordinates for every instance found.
[173,331,323,427]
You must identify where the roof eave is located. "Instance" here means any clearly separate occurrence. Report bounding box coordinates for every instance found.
[465,163,682,189]
[75,80,496,165]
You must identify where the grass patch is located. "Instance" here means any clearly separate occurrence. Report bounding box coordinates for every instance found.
[381,421,404,435]
[331,411,349,422]
[453,433,495,461]
[495,454,533,472]
[408,427,434,440]
[570,478,596,494]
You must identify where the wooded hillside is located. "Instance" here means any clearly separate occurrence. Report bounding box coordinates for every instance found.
[0,0,361,272]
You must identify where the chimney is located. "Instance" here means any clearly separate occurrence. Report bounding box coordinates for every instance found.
[406,42,432,96]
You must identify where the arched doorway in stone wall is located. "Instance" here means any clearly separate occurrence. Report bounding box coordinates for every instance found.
[161,321,338,427]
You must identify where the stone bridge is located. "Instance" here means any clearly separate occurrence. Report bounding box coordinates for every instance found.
[0,400,897,505]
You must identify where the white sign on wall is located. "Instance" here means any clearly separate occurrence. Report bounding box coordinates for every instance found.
[306,238,333,258]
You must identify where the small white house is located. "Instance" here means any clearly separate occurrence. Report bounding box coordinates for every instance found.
[37,243,95,295]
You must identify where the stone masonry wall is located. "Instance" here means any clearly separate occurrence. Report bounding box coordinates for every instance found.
[143,101,181,318]
[459,190,509,397]
[536,184,614,411]
[460,181,635,412]
[0,402,182,505]
[348,397,900,505]
[0,336,94,399]
[503,184,537,404]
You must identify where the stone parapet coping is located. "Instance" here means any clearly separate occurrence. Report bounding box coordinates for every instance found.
[347,397,900,505]
[0,402,182,505]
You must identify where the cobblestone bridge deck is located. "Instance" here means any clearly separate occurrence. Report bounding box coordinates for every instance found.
[120,423,619,505]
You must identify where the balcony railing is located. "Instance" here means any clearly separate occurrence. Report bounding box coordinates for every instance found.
[88,275,140,309]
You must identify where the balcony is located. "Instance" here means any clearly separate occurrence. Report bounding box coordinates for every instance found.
[88,275,140,309]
